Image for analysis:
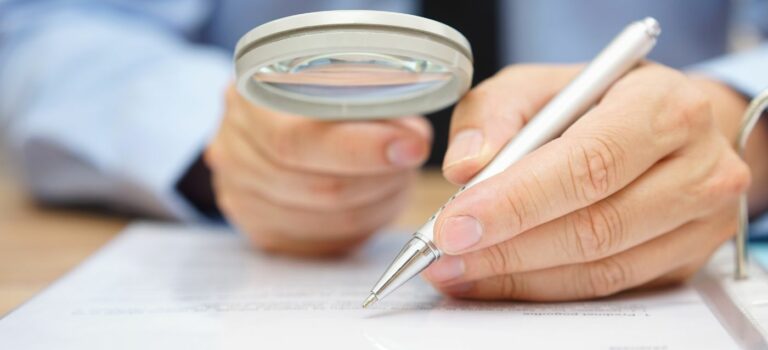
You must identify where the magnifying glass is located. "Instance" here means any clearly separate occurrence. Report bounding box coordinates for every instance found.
[234,10,474,119]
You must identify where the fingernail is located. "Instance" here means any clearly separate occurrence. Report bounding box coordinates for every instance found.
[424,255,465,282]
[442,282,474,295]
[438,215,483,253]
[444,129,483,168]
[387,139,423,167]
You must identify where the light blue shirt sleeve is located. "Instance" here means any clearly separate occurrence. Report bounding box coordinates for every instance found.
[0,1,232,220]
[691,44,768,98]
[690,0,768,97]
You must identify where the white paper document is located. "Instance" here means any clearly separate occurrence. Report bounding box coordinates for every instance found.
[0,222,746,349]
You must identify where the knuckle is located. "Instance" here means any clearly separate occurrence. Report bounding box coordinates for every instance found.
[676,86,712,130]
[585,258,633,297]
[499,185,532,233]
[568,204,624,261]
[554,219,579,260]
[498,274,526,298]
[652,82,712,139]
[481,245,508,276]
[566,137,622,203]
[482,243,524,275]
[720,153,752,195]
[308,176,349,208]
[699,151,752,204]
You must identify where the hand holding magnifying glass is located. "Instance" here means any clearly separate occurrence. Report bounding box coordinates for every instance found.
[205,11,471,255]
[204,85,432,255]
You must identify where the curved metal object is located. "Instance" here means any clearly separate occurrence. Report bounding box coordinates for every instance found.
[736,88,768,279]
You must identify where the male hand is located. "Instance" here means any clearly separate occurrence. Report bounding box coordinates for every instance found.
[205,85,432,255]
[423,64,751,300]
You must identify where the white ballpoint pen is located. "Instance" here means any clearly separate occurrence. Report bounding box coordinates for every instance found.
[363,17,662,308]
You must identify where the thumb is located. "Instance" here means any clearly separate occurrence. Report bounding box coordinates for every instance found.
[443,64,581,184]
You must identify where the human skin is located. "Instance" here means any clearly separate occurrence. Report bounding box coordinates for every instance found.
[205,86,432,256]
[421,63,768,301]
[206,62,768,300]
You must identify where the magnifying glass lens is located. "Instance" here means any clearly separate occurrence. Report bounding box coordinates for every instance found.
[236,11,473,118]
[252,52,451,101]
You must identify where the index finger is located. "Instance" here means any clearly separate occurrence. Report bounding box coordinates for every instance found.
[434,65,707,254]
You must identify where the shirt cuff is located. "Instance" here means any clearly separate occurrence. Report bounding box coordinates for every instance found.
[689,44,768,98]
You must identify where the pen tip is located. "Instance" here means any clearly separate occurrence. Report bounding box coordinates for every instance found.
[362,293,378,308]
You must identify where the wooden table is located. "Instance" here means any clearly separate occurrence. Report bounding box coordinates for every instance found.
[0,169,456,315]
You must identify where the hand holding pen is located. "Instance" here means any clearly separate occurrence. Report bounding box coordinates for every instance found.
[368,18,754,304]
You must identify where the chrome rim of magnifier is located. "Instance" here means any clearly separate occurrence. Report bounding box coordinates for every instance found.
[234,10,474,119]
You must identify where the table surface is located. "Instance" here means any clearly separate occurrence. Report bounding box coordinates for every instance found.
[0,169,456,316]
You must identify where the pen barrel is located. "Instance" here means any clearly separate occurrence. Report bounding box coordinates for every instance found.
[368,18,661,305]
[416,18,659,243]
[466,17,659,189]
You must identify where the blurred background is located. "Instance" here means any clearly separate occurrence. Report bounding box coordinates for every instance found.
[0,0,766,220]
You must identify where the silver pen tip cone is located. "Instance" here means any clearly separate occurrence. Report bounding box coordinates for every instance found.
[362,293,378,308]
